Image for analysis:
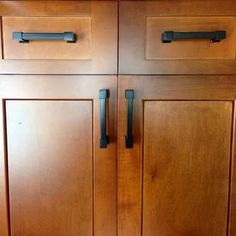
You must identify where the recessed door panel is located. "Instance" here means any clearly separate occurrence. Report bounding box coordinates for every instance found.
[143,101,232,235]
[6,100,93,236]
[3,17,92,60]
[146,17,236,60]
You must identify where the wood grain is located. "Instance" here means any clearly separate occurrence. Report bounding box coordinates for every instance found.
[3,17,92,60]
[230,101,236,236]
[120,0,236,16]
[0,102,9,236]
[119,1,236,74]
[146,17,236,60]
[143,101,232,236]
[0,1,117,74]
[7,101,93,236]
[0,75,117,236]
[118,75,236,236]
[0,18,2,59]
[1,1,236,236]
[0,1,91,17]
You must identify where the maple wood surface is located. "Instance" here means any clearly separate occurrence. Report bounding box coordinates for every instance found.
[0,1,236,236]
[146,17,236,60]
[119,1,236,74]
[118,75,236,236]
[0,75,117,236]
[143,101,231,236]
[3,17,92,60]
[0,1,117,74]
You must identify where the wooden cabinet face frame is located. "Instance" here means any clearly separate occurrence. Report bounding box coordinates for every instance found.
[0,1,117,74]
[0,75,117,236]
[118,75,236,236]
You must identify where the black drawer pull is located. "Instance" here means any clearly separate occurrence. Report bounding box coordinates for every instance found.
[12,32,76,43]
[99,89,109,149]
[125,90,134,149]
[162,31,226,43]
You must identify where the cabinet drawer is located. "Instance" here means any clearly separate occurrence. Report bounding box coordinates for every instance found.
[0,1,117,74]
[3,17,92,60]
[146,17,236,60]
[120,1,236,74]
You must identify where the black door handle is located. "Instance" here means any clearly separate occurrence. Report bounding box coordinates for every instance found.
[99,89,109,148]
[162,30,226,43]
[125,90,134,149]
[13,32,76,43]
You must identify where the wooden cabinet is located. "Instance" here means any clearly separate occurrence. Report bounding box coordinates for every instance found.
[118,76,236,236]
[1,1,236,236]
[1,75,236,236]
[0,75,117,236]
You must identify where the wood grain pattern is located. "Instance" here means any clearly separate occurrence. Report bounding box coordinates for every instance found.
[0,102,9,236]
[0,75,117,236]
[0,18,2,59]
[7,101,93,236]
[121,0,236,15]
[0,1,117,74]
[143,101,232,236]
[119,1,236,74]
[146,17,236,60]
[1,1,236,236]
[91,1,117,75]
[118,75,236,236]
[0,1,91,17]
[230,101,236,236]
[3,17,92,60]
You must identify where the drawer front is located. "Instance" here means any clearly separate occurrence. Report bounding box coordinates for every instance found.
[120,1,236,74]
[146,17,236,60]
[0,1,117,74]
[3,17,92,60]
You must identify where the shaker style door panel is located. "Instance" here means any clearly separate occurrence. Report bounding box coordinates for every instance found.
[143,101,231,236]
[118,76,236,236]
[0,75,117,236]
[6,100,93,236]
[0,1,117,74]
[119,1,236,74]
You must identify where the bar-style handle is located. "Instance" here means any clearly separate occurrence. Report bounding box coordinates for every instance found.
[162,30,226,43]
[99,89,109,149]
[125,90,134,149]
[12,32,76,43]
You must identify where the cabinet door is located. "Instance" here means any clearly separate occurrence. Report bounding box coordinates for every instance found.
[118,76,236,236]
[0,75,117,236]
